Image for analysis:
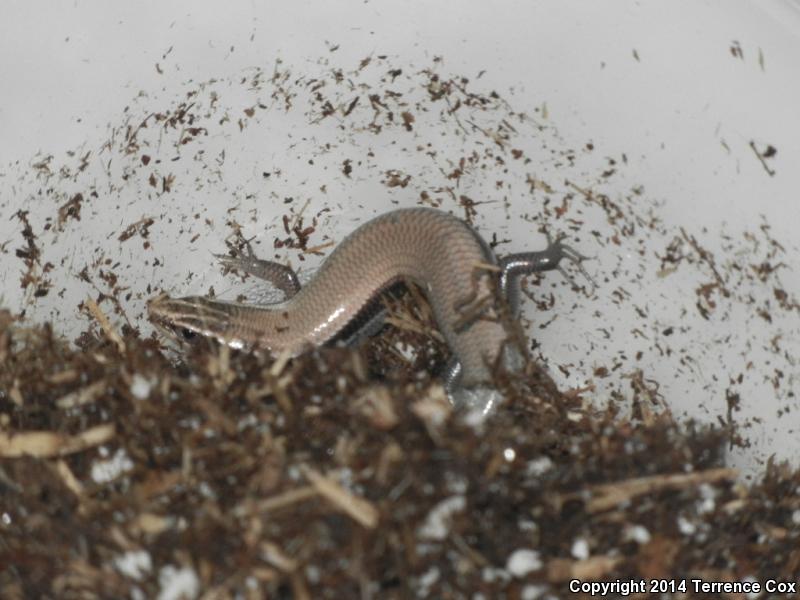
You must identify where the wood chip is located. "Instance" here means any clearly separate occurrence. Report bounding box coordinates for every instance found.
[261,541,298,572]
[55,459,85,496]
[55,380,107,409]
[131,512,173,536]
[0,423,115,458]
[301,466,379,528]
[547,555,622,582]
[352,385,398,430]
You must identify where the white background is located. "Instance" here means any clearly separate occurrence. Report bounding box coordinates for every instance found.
[1,0,799,479]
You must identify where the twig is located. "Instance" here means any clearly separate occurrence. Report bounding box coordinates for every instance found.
[233,486,318,518]
[55,380,107,409]
[565,179,592,199]
[0,423,115,458]
[85,297,125,354]
[748,141,775,176]
[302,240,335,256]
[55,459,85,497]
[301,466,379,528]
[562,467,738,514]
[680,227,730,296]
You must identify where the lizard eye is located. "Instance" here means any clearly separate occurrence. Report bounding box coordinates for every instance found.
[179,328,198,341]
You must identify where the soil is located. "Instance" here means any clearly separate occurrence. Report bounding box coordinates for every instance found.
[1,52,798,599]
[1,304,798,599]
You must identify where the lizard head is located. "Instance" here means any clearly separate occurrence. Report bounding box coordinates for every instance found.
[147,293,242,349]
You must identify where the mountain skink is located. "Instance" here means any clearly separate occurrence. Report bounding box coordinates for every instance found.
[147,207,588,391]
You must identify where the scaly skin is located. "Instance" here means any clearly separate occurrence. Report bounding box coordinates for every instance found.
[149,208,513,387]
[148,207,591,391]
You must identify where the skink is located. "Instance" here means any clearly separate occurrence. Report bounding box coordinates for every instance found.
[147,207,588,394]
